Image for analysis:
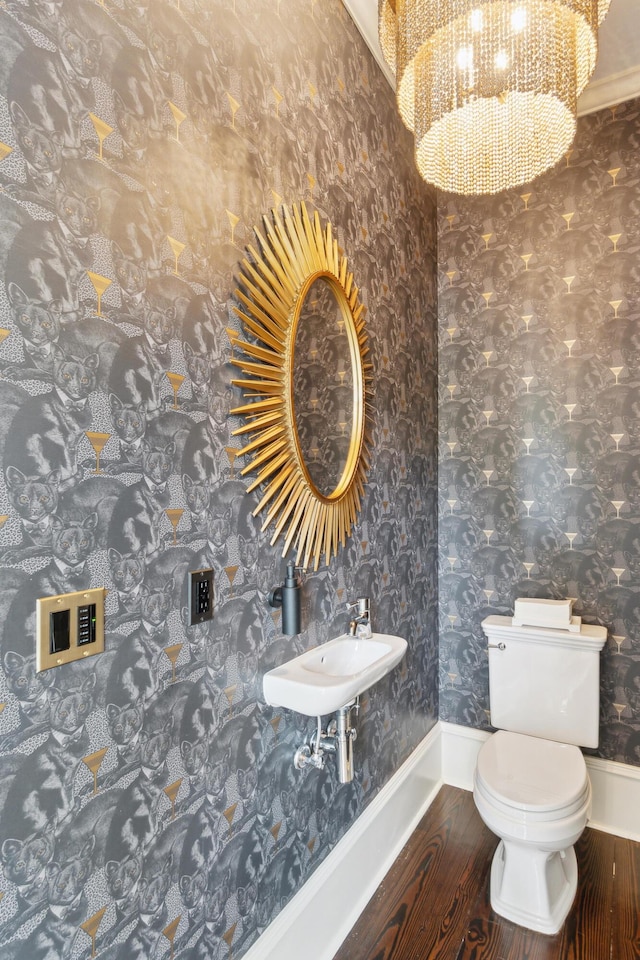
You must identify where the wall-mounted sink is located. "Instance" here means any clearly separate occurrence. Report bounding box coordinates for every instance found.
[263,632,407,716]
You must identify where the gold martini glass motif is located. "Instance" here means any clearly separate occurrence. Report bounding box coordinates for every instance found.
[86,432,111,473]
[163,916,181,960]
[0,142,13,162]
[82,747,109,794]
[226,327,239,361]
[0,328,10,346]
[167,235,185,276]
[270,715,281,738]
[612,635,626,654]
[164,779,182,819]
[226,210,240,244]
[223,923,237,957]
[226,92,240,127]
[224,565,239,597]
[223,802,237,835]
[81,907,107,958]
[272,86,284,118]
[225,446,239,478]
[271,820,282,847]
[86,271,112,316]
[168,101,186,141]
[165,371,185,408]
[165,508,184,546]
[224,684,237,717]
[164,643,183,683]
[88,113,113,160]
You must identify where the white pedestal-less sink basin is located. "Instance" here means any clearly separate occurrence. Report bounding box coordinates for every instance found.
[263,632,407,716]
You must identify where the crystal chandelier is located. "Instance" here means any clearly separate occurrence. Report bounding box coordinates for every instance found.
[379,0,610,195]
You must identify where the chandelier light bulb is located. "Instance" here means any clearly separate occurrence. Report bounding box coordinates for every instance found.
[456,45,474,70]
[511,7,528,31]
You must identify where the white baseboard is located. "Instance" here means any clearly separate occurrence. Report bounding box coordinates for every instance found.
[244,722,443,960]
[585,755,640,842]
[440,721,640,842]
[246,721,640,960]
[440,721,488,791]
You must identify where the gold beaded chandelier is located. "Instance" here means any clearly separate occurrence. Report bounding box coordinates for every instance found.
[379,0,610,195]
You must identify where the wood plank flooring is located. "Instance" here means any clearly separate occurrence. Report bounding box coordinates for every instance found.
[332,785,640,960]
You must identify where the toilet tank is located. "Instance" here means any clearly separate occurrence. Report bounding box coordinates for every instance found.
[482,615,607,748]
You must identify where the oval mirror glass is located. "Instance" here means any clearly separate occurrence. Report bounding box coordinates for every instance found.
[292,277,354,497]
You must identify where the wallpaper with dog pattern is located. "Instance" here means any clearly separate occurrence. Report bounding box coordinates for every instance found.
[437,97,640,768]
[0,1,439,956]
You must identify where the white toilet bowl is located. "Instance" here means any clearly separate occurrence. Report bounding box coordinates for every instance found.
[473,730,591,935]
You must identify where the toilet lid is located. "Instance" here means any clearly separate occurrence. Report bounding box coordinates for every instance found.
[476,730,588,813]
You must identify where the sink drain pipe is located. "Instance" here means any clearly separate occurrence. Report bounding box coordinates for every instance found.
[293,700,358,783]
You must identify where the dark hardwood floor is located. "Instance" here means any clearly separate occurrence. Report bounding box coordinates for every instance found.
[332,785,640,960]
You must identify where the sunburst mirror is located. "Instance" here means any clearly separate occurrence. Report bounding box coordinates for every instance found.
[230,202,372,571]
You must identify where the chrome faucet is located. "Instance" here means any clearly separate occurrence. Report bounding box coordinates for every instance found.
[347,597,371,637]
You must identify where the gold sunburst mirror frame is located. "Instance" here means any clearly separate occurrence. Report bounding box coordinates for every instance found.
[230,202,372,571]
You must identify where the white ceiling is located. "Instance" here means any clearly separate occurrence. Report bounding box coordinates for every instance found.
[342,0,640,116]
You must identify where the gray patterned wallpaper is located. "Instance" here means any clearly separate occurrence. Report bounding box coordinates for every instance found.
[438,98,640,767]
[0,1,438,956]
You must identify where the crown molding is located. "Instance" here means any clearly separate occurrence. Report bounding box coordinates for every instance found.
[342,0,395,88]
[578,65,640,116]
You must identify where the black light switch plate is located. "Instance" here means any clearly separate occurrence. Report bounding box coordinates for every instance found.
[189,568,214,625]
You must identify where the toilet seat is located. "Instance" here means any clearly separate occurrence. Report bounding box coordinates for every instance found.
[475,730,589,817]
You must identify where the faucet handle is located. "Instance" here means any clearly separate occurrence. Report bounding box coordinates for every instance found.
[346,597,370,618]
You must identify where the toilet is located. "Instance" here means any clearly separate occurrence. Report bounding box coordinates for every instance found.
[473,603,606,935]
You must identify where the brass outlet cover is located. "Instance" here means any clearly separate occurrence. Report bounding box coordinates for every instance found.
[36,587,106,672]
